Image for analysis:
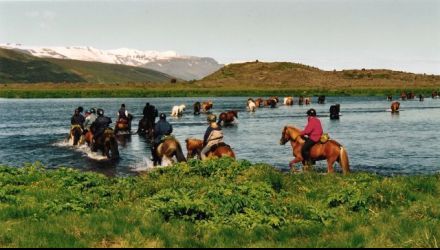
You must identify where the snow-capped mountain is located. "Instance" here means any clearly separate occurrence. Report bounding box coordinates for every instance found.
[0,43,222,80]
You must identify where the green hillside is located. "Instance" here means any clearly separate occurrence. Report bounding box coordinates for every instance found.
[0,48,174,83]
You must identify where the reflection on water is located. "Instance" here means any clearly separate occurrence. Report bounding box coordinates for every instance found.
[0,96,439,176]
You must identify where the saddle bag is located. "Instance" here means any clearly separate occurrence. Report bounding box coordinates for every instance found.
[320,133,330,144]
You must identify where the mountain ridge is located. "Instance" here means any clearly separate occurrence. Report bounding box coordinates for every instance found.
[0,43,223,80]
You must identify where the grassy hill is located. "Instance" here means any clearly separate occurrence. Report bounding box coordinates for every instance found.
[0,48,174,83]
[197,61,440,93]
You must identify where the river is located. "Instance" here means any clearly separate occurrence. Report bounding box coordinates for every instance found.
[0,96,439,176]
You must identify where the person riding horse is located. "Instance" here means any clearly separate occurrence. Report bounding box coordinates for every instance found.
[152,113,173,166]
[84,108,97,132]
[138,103,158,137]
[71,108,85,130]
[301,109,323,166]
[115,104,132,133]
[90,109,112,151]
[201,114,224,160]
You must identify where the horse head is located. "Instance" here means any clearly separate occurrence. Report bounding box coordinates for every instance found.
[280,126,302,145]
[231,110,238,118]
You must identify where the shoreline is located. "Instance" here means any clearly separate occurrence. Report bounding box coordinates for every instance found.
[0,83,438,98]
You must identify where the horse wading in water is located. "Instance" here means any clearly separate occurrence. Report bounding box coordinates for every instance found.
[92,128,119,160]
[247,98,257,112]
[185,138,235,160]
[284,97,294,106]
[69,125,84,146]
[171,104,186,117]
[218,110,238,125]
[391,101,400,113]
[201,101,213,113]
[280,126,350,174]
[194,102,201,115]
[155,136,187,166]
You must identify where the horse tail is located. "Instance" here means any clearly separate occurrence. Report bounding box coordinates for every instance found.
[339,147,350,175]
[174,142,187,163]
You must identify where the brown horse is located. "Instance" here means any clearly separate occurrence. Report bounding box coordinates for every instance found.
[201,101,213,113]
[92,128,119,160]
[391,101,400,113]
[255,98,264,107]
[279,126,350,174]
[69,125,83,146]
[264,98,277,108]
[185,138,235,160]
[218,110,238,125]
[156,136,187,166]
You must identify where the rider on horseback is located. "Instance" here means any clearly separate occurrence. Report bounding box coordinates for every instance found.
[84,108,97,132]
[152,113,173,165]
[201,114,224,160]
[301,109,323,166]
[71,108,85,130]
[90,109,112,151]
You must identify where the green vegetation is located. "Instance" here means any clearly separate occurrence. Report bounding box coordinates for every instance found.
[0,48,173,84]
[0,159,439,247]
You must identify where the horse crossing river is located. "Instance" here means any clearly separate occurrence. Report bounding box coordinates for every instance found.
[0,96,439,176]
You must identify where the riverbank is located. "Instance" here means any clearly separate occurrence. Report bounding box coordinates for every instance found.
[0,83,438,98]
[0,159,438,247]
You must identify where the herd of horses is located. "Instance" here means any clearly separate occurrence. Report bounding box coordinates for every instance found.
[67,91,440,174]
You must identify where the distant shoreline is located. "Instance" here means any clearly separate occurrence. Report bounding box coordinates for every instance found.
[0,83,438,98]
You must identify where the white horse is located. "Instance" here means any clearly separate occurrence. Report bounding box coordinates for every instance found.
[247,99,256,112]
[171,104,186,117]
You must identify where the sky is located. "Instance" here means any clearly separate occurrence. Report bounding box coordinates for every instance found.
[0,0,439,74]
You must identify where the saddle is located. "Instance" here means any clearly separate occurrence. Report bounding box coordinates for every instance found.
[104,128,114,136]
[160,135,175,142]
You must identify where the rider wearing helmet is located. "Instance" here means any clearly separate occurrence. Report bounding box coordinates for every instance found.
[90,109,112,149]
[201,114,224,160]
[84,108,97,132]
[71,108,85,130]
[300,108,323,166]
[152,113,173,165]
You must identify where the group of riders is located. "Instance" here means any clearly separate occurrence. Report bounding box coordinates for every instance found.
[69,102,240,166]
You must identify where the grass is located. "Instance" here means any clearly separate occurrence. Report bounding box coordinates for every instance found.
[0,82,438,98]
[0,159,439,247]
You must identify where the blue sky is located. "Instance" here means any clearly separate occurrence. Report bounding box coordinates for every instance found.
[1,0,439,74]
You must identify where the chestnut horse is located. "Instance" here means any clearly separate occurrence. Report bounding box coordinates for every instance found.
[218,110,238,125]
[156,136,186,166]
[255,98,264,107]
[185,138,235,160]
[279,126,350,174]
[201,101,213,113]
[391,101,400,113]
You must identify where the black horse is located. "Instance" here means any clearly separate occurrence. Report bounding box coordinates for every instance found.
[317,95,326,104]
[194,102,201,115]
[330,104,340,120]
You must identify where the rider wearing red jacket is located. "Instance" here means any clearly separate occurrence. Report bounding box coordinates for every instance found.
[300,109,323,165]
